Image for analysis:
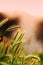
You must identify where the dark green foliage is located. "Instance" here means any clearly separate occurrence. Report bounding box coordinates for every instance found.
[39,53,43,65]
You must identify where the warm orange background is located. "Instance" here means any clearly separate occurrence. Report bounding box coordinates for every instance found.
[0,0,43,16]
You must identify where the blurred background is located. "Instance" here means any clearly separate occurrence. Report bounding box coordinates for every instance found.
[0,0,43,54]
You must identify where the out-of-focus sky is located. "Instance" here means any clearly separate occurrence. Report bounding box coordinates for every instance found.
[0,0,43,16]
[0,0,42,53]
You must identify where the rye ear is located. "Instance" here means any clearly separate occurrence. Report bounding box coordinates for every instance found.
[0,18,8,27]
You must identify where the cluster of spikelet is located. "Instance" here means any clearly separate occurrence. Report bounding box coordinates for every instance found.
[0,18,41,65]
